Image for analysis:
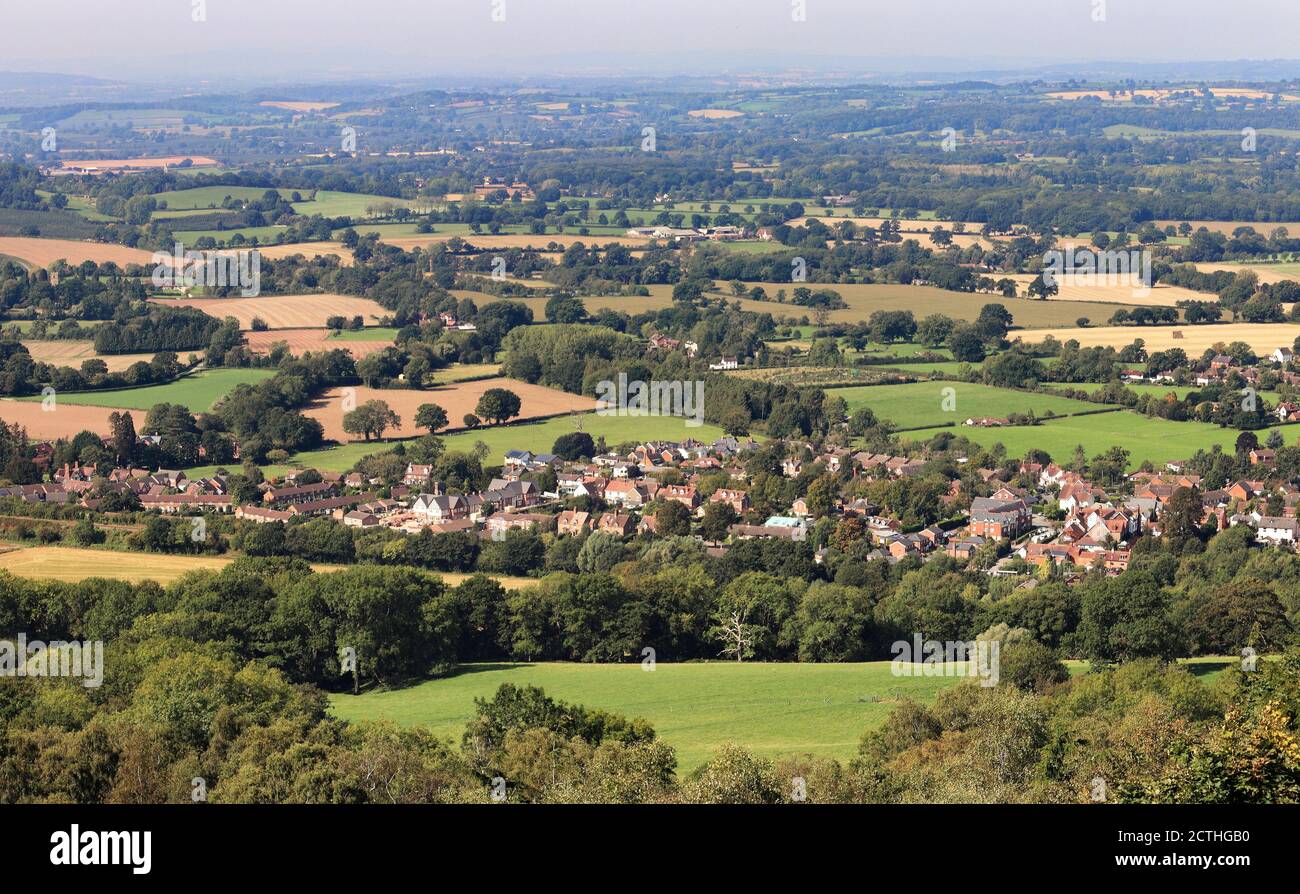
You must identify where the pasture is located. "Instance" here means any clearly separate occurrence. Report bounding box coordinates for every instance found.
[902,411,1261,468]
[149,293,388,329]
[832,381,1100,429]
[304,379,595,441]
[14,368,274,413]
[327,661,963,770]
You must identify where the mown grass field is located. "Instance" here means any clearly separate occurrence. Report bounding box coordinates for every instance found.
[326,658,1236,771]
[832,381,1100,429]
[16,368,274,413]
[903,411,1264,467]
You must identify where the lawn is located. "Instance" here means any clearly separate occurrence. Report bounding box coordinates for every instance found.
[326,658,1237,771]
[902,411,1269,467]
[17,368,275,413]
[831,381,1099,429]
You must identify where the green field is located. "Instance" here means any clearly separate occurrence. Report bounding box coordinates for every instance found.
[327,658,1236,770]
[171,225,290,243]
[903,410,1271,467]
[832,381,1100,429]
[328,661,964,769]
[20,368,274,413]
[327,327,399,341]
[294,190,415,218]
[152,186,299,210]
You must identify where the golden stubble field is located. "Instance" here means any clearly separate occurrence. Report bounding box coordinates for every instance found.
[1019,322,1300,354]
[243,328,391,359]
[0,237,158,269]
[1003,273,1208,307]
[0,400,146,440]
[149,293,388,329]
[305,379,595,441]
[21,341,165,371]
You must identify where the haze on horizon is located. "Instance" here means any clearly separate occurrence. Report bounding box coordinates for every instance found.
[3,0,1300,86]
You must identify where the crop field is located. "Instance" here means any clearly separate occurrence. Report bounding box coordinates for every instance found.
[902,411,1261,468]
[831,381,1100,429]
[430,363,501,383]
[0,237,157,269]
[0,400,146,440]
[0,546,536,590]
[706,282,1134,328]
[243,328,392,359]
[252,241,354,265]
[305,379,596,441]
[14,368,274,413]
[19,341,165,372]
[1193,261,1300,285]
[1003,273,1207,307]
[1019,323,1300,354]
[149,293,388,329]
[55,155,221,173]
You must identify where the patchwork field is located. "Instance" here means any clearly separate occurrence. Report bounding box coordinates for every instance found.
[14,368,274,413]
[379,233,652,251]
[243,328,392,359]
[0,237,157,269]
[1158,220,1300,236]
[19,341,163,372]
[1019,323,1300,354]
[0,400,146,440]
[149,293,388,329]
[832,381,1101,430]
[903,411,1261,468]
[305,379,596,441]
[1193,261,1300,285]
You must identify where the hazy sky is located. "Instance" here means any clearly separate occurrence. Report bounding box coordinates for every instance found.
[4,0,1300,83]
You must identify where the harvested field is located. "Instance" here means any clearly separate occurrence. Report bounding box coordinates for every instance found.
[0,546,342,585]
[0,237,157,269]
[239,242,354,265]
[1004,273,1208,307]
[1158,220,1300,236]
[259,101,339,111]
[55,156,220,173]
[688,109,743,119]
[0,399,145,440]
[243,328,391,359]
[21,341,164,372]
[148,293,388,329]
[305,379,595,441]
[380,234,651,251]
[1193,261,1300,285]
[1017,323,1300,354]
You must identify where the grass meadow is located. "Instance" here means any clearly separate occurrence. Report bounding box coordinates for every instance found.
[17,368,275,413]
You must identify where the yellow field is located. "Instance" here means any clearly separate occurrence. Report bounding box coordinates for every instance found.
[0,237,157,269]
[1004,274,1207,307]
[1018,322,1300,354]
[148,293,388,329]
[0,546,536,589]
[1193,262,1299,285]
[381,234,651,251]
[688,109,744,119]
[1160,220,1300,236]
[20,340,165,371]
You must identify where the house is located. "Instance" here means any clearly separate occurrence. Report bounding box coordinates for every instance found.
[604,479,647,508]
[556,510,593,536]
[1250,448,1276,466]
[968,497,1031,539]
[659,484,699,509]
[403,464,434,487]
[709,488,750,514]
[1272,347,1295,364]
[412,493,479,521]
[139,493,234,514]
[343,511,380,528]
[236,505,292,524]
[486,513,554,537]
[263,481,337,505]
[1255,516,1300,545]
[598,513,636,537]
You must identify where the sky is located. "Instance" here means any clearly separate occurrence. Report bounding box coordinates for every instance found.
[3,0,1300,84]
